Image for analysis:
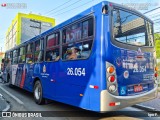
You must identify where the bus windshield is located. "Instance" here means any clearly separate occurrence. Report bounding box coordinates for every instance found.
[112,8,154,47]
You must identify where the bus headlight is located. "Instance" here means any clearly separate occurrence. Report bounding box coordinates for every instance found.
[155,67,158,71]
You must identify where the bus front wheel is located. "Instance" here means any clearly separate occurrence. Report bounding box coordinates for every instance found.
[33,80,45,105]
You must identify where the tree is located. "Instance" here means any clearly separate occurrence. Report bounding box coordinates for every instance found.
[155,33,160,40]
[154,33,160,59]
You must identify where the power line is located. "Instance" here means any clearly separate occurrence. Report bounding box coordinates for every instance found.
[153,18,160,21]
[52,0,93,17]
[144,7,160,14]
[155,28,160,30]
[147,13,160,17]
[48,0,83,16]
[43,0,73,15]
[154,21,160,24]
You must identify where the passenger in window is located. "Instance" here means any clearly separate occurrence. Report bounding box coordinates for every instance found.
[68,47,81,60]
[63,50,70,59]
[55,55,60,61]
[50,51,60,61]
[26,58,33,63]
[26,54,33,63]
[36,44,40,51]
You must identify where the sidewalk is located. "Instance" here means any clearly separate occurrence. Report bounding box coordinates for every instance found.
[0,93,10,111]
[138,91,160,111]
[138,77,160,111]
[0,79,10,111]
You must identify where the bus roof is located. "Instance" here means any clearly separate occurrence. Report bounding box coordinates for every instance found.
[5,1,153,53]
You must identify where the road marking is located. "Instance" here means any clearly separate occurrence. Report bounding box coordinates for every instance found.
[0,86,24,105]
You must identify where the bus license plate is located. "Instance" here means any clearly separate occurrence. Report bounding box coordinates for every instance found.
[134,85,143,92]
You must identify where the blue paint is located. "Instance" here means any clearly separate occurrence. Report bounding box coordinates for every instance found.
[4,1,156,112]
[120,86,127,95]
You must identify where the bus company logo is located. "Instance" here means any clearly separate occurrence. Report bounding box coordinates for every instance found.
[43,65,46,73]
[136,48,146,61]
[116,57,122,66]
[137,48,144,56]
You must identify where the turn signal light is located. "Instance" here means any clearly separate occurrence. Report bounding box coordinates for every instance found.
[155,67,158,71]
[107,66,115,73]
[108,75,115,82]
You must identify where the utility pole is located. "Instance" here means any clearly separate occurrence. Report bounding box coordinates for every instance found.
[30,19,42,35]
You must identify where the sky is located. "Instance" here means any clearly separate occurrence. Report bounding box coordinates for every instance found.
[0,0,160,52]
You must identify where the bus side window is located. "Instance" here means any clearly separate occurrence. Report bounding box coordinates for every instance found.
[6,51,13,64]
[81,41,92,58]
[46,32,60,62]
[82,18,93,38]
[62,30,66,43]
[46,48,60,61]
[34,39,44,62]
[26,43,33,63]
[18,47,25,63]
[13,49,18,64]
[64,23,82,43]
[62,43,82,60]
[10,51,13,64]
[62,17,94,60]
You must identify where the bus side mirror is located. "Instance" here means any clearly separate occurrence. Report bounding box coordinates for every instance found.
[102,5,108,14]
[1,58,4,63]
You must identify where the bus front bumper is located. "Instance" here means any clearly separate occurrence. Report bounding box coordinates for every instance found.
[100,86,158,112]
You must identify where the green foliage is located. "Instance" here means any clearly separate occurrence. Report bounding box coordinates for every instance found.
[156,40,160,58]
[155,33,160,59]
[155,33,160,40]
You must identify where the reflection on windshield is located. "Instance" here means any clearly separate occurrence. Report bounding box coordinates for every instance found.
[113,9,154,46]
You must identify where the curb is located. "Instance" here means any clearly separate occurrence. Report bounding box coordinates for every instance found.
[2,101,10,112]
[132,104,157,112]
[0,94,10,112]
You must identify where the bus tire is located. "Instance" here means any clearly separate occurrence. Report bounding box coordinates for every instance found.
[9,83,14,88]
[33,80,45,105]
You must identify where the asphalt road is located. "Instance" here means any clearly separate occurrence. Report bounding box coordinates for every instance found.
[0,78,160,120]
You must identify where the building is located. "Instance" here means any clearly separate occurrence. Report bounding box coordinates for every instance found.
[5,13,56,51]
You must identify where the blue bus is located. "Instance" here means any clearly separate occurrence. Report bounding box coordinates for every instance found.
[2,1,158,112]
